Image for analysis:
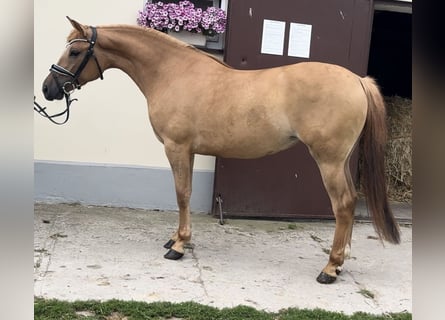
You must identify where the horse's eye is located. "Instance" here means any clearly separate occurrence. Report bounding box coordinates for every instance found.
[69,50,81,57]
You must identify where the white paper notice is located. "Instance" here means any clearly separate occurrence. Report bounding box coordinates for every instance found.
[260,19,286,56]
[288,23,312,58]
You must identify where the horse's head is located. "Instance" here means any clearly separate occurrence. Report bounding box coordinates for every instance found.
[42,17,104,101]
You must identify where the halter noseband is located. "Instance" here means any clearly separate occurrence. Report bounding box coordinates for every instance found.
[34,26,104,125]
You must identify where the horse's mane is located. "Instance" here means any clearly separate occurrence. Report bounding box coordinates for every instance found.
[188,45,231,68]
[68,24,231,69]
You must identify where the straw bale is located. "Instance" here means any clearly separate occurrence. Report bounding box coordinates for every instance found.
[357,96,412,203]
[384,95,412,202]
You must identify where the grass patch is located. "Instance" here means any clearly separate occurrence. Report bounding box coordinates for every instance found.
[34,298,412,320]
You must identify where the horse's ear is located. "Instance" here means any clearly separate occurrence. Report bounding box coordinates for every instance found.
[66,16,87,38]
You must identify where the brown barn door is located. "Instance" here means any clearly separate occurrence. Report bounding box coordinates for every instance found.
[212,0,374,219]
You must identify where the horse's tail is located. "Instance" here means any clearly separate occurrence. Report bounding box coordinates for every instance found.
[359,76,401,244]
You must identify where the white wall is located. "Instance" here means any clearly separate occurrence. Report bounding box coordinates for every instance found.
[34,0,215,171]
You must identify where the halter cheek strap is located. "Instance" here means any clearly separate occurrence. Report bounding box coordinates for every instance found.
[50,26,104,91]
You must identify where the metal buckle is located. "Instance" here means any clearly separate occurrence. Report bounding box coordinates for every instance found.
[62,81,77,95]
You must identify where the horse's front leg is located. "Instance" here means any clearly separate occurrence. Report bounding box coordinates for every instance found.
[163,142,194,260]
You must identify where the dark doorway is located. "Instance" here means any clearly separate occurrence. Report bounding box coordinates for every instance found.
[367,10,412,98]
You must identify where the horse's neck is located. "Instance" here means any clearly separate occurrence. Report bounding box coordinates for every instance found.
[98,26,194,96]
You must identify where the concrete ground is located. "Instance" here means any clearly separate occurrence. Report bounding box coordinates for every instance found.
[34,201,412,315]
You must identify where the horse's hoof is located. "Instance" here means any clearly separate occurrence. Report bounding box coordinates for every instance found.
[164,249,184,260]
[163,239,175,249]
[316,272,337,284]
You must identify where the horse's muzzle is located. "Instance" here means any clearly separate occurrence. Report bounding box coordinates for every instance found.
[42,75,65,101]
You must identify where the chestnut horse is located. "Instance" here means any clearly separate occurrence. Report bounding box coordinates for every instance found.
[41,17,400,284]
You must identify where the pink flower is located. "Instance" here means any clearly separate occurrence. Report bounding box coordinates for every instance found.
[137,0,226,35]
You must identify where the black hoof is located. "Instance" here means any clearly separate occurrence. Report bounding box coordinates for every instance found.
[316,272,337,284]
[164,249,184,260]
[163,239,176,249]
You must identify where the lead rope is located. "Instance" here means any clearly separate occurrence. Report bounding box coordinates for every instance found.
[33,94,78,125]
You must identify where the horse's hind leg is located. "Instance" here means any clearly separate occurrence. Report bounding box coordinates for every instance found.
[163,142,194,260]
[314,157,357,284]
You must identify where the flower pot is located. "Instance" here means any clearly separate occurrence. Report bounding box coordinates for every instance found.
[167,30,207,47]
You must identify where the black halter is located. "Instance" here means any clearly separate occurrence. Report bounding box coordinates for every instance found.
[34,26,104,125]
